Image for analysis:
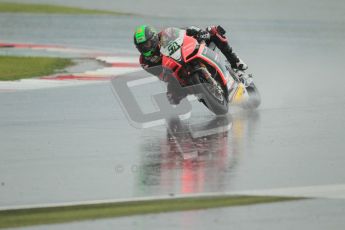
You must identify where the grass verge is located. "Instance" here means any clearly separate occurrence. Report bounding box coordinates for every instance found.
[0,56,73,81]
[0,2,129,15]
[0,195,303,228]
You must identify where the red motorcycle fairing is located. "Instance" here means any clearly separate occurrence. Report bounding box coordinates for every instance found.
[161,32,229,87]
[190,43,228,86]
[161,55,183,82]
[181,35,198,62]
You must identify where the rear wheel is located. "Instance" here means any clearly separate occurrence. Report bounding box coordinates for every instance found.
[235,72,261,110]
[192,73,229,115]
[243,84,261,109]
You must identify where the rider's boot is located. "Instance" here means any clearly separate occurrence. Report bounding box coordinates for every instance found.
[207,25,248,71]
[223,45,248,71]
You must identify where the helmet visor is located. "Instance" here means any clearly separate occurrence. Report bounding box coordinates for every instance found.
[137,36,158,57]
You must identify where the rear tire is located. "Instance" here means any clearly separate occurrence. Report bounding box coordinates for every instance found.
[243,84,261,109]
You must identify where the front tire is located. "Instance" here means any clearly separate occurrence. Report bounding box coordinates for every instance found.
[192,73,229,115]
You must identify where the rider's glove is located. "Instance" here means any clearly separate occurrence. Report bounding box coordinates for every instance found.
[206,25,226,36]
[186,26,210,42]
[186,26,201,36]
[197,30,210,41]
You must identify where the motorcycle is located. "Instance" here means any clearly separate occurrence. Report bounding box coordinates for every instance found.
[160,27,261,115]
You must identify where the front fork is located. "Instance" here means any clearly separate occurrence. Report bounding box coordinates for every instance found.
[190,63,228,103]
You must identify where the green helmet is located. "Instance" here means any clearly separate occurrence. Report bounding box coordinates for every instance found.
[134,25,159,57]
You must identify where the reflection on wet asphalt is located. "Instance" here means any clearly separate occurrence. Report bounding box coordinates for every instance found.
[1,0,345,228]
[135,113,258,196]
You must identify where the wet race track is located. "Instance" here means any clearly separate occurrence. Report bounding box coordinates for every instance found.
[1,0,345,229]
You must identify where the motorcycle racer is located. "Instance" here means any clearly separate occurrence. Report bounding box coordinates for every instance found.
[133,25,248,104]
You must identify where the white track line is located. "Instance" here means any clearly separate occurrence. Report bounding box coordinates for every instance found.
[1,183,345,211]
[96,56,138,64]
[0,79,92,91]
[83,67,141,76]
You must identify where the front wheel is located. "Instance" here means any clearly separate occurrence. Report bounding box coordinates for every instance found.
[192,73,229,115]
